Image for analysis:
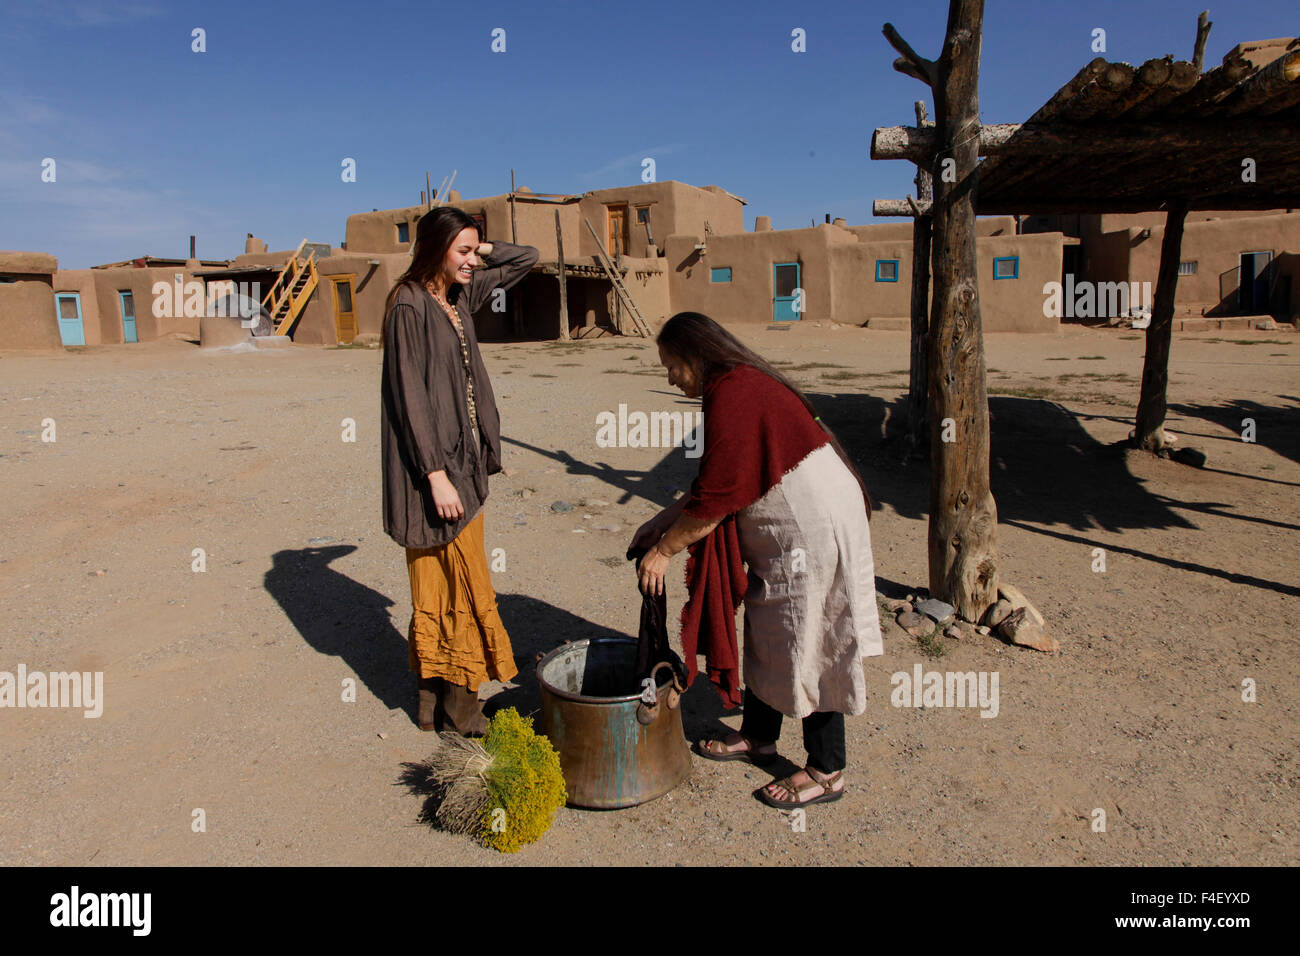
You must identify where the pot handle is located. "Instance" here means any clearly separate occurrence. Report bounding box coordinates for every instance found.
[636,663,684,724]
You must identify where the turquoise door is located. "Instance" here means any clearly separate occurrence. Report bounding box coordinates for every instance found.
[773,262,801,321]
[55,293,85,346]
[119,291,138,342]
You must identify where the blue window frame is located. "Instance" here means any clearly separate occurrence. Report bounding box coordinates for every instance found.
[711,267,732,283]
[396,222,410,243]
[875,259,899,282]
[993,256,1019,279]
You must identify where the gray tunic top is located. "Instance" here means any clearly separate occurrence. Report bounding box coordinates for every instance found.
[381,240,539,549]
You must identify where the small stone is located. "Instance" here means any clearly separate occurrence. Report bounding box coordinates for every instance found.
[997,608,1059,653]
[977,625,990,635]
[943,624,964,640]
[551,500,573,513]
[916,598,955,624]
[308,536,334,545]
[588,498,611,507]
[1255,317,1277,331]
[983,598,1014,629]
[905,594,915,603]
[997,584,1044,626]
[883,598,912,613]
[898,611,935,638]
[520,489,533,499]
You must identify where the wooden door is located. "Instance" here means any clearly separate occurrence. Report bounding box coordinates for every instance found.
[119,291,138,342]
[772,262,801,321]
[331,276,357,343]
[54,293,85,346]
[606,206,628,257]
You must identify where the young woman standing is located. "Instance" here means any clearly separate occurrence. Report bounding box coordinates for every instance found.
[380,206,538,735]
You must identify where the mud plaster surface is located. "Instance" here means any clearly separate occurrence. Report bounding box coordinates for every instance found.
[0,324,1296,866]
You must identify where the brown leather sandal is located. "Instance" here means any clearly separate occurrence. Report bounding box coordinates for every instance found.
[694,734,778,765]
[757,767,845,809]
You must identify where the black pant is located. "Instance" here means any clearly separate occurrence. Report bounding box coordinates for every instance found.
[739,687,846,774]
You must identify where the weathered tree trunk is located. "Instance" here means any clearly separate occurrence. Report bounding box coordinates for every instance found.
[926,0,999,621]
[1134,200,1189,450]
[906,101,933,456]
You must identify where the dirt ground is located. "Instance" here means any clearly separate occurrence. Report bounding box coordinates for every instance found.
[1,321,1296,866]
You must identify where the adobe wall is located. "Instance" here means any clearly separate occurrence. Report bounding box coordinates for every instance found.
[848,216,1017,244]
[666,224,1060,332]
[50,270,104,344]
[296,253,409,345]
[0,252,60,349]
[666,224,850,325]
[1125,211,1300,317]
[80,266,203,342]
[832,232,1062,332]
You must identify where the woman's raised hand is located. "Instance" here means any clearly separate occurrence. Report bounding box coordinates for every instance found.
[427,471,465,521]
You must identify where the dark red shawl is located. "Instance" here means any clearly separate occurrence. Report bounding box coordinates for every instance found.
[679,364,830,707]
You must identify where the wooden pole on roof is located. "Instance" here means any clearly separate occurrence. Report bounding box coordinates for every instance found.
[426,171,432,210]
[511,169,523,337]
[1193,11,1212,74]
[555,209,570,341]
[906,99,934,459]
[884,0,999,623]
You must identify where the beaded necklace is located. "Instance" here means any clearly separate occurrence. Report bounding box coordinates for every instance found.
[426,281,478,445]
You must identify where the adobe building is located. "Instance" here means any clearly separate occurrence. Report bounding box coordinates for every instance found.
[1024,209,1300,323]
[0,252,61,349]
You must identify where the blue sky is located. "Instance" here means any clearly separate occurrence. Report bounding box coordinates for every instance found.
[2,0,1292,268]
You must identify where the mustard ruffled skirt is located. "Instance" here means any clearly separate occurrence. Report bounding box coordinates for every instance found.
[405,511,517,691]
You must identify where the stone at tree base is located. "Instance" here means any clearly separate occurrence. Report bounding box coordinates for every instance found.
[977,625,991,635]
[897,611,935,638]
[916,597,956,623]
[997,608,1059,653]
[997,584,1045,626]
[944,622,969,640]
[1172,447,1207,468]
[883,597,912,613]
[983,598,1015,629]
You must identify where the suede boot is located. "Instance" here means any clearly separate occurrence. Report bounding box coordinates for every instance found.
[417,676,444,732]
[442,682,490,737]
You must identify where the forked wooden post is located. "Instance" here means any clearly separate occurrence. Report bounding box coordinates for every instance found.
[885,0,999,622]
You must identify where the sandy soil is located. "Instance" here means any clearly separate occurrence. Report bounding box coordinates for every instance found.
[0,322,1296,866]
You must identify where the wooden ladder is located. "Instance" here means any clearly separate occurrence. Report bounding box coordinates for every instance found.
[263,239,321,337]
[584,218,652,337]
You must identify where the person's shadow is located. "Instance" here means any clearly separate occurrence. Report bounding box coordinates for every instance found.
[265,545,413,717]
[265,547,739,738]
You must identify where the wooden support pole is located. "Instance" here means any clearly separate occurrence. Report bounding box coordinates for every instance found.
[510,169,522,337]
[907,100,933,457]
[555,209,570,341]
[426,171,432,210]
[920,0,999,621]
[1134,200,1190,451]
[1193,10,1212,74]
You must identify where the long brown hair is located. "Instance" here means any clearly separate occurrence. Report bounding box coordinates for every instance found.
[381,206,483,344]
[657,311,873,518]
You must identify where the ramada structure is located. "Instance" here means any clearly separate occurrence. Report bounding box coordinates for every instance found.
[2,39,1297,352]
